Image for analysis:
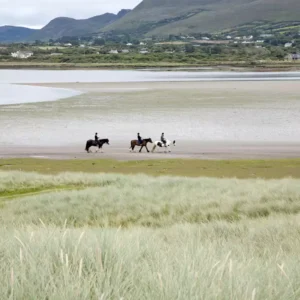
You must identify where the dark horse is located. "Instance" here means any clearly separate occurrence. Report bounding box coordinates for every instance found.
[130,138,153,153]
[85,139,110,153]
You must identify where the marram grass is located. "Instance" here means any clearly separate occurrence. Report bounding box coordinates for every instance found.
[1,170,300,299]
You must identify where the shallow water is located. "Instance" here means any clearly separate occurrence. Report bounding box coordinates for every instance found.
[0,83,80,105]
[0,69,300,84]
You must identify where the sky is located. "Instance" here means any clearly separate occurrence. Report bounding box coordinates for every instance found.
[0,0,142,28]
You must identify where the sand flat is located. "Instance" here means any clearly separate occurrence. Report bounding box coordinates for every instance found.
[1,80,300,160]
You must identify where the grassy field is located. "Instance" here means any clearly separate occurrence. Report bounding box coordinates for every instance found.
[2,158,300,178]
[1,170,300,299]
[0,61,300,70]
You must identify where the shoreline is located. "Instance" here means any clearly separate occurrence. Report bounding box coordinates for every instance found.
[0,62,300,72]
[1,141,300,161]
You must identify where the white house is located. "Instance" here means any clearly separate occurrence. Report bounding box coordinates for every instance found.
[11,51,33,59]
[260,34,273,38]
[286,53,300,60]
[226,35,232,39]
[284,43,293,48]
[140,42,146,45]
[50,53,63,56]
[126,43,133,46]
[140,48,149,54]
[64,43,72,47]
[109,49,119,54]
[122,49,129,53]
[256,40,265,43]
[202,37,210,40]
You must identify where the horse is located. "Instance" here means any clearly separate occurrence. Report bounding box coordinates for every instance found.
[152,140,176,153]
[85,139,110,153]
[130,138,153,153]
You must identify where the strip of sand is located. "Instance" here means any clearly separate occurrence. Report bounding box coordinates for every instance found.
[1,141,300,160]
[2,80,300,160]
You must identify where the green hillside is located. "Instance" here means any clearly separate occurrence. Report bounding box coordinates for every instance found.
[28,10,131,41]
[0,26,37,43]
[104,0,300,35]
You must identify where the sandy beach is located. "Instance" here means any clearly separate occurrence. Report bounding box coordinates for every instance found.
[1,141,300,161]
[2,77,300,160]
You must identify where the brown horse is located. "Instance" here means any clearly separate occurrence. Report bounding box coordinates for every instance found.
[130,138,153,153]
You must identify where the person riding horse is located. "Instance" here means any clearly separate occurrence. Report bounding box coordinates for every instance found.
[137,133,143,145]
[161,133,167,146]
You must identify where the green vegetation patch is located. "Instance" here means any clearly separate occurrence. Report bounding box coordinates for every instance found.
[1,158,300,179]
[1,171,300,228]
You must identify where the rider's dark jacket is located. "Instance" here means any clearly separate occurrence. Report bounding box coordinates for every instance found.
[138,134,143,144]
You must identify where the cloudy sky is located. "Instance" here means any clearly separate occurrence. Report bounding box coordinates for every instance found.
[0,0,142,28]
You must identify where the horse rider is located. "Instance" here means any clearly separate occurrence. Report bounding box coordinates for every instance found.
[95,133,99,143]
[161,132,167,146]
[137,133,143,145]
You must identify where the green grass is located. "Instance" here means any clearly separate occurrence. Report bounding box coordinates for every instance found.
[2,158,300,178]
[0,61,300,71]
[1,171,300,228]
[0,171,300,298]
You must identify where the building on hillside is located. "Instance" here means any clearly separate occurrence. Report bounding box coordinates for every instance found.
[122,49,130,53]
[284,42,293,48]
[140,42,146,45]
[11,51,33,59]
[202,37,210,40]
[140,48,149,54]
[50,53,63,56]
[64,43,72,47]
[256,40,265,43]
[126,43,133,46]
[226,35,232,39]
[286,53,300,61]
[260,34,273,38]
[109,49,119,54]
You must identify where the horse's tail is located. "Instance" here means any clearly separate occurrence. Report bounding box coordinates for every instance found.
[85,141,89,152]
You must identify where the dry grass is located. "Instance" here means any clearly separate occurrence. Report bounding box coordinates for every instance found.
[1,170,300,299]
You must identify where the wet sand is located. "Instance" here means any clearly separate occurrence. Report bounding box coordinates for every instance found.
[2,80,300,161]
[1,141,300,160]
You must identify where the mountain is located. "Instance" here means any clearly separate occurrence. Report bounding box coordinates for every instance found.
[104,0,300,35]
[0,26,37,43]
[28,10,131,41]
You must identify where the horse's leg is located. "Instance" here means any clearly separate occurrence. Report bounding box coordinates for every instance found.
[151,145,156,153]
[146,145,150,153]
[139,146,144,153]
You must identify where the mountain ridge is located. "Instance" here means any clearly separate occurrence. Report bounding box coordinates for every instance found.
[103,0,300,35]
[0,9,131,43]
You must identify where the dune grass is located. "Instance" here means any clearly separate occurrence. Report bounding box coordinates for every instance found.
[1,170,300,299]
[2,157,300,178]
[1,171,300,227]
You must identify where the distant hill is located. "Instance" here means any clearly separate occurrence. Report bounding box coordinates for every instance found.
[0,26,37,43]
[104,0,300,35]
[28,9,131,41]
